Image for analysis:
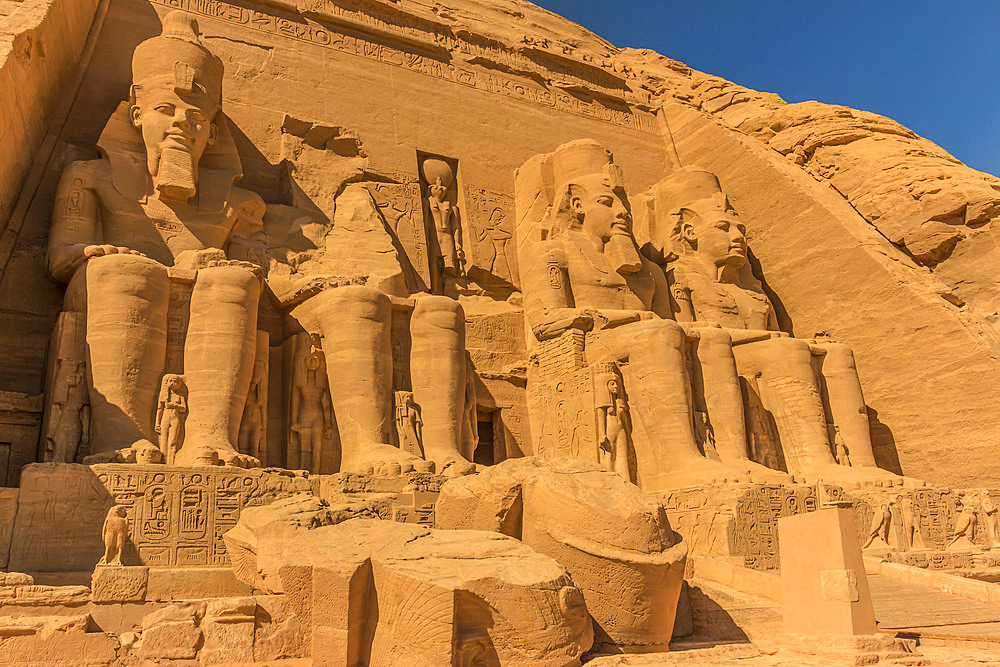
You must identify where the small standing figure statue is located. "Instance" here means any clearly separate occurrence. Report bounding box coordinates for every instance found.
[44,359,90,463]
[595,368,634,483]
[394,391,424,458]
[832,425,852,466]
[98,505,129,566]
[290,351,333,472]
[422,158,464,294]
[239,359,267,462]
[155,374,187,465]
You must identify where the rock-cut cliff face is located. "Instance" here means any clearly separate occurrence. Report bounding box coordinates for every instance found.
[1,0,998,485]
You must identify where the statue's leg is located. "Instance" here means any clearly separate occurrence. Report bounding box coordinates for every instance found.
[814,342,878,468]
[734,338,900,487]
[733,337,832,472]
[695,329,791,482]
[74,255,169,454]
[591,320,751,488]
[410,296,472,471]
[693,328,748,461]
[294,285,394,471]
[178,265,260,466]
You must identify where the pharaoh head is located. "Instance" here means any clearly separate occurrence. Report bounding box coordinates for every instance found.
[129,12,224,201]
[549,140,642,273]
[657,167,748,270]
[159,373,185,397]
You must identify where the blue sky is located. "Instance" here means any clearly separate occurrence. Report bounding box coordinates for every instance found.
[534,1,1000,177]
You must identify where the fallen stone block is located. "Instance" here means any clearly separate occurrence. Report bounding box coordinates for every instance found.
[436,456,688,652]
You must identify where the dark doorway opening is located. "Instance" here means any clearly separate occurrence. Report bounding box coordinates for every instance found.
[474,414,495,467]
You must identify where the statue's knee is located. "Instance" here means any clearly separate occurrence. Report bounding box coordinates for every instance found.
[194,265,260,304]
[764,337,814,368]
[639,318,685,347]
[695,327,734,349]
[819,342,857,371]
[321,284,390,322]
[84,254,168,300]
[412,295,465,332]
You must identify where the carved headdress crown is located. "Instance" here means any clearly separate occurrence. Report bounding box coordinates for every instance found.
[650,167,725,216]
[132,11,224,106]
[549,139,624,194]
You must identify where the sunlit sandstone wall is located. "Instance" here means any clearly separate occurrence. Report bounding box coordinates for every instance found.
[0,0,100,387]
[1,0,999,486]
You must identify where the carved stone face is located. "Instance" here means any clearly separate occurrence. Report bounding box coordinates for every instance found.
[682,207,748,268]
[304,353,322,371]
[130,81,218,193]
[570,173,632,244]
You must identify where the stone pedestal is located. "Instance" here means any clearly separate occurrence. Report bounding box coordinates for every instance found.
[778,508,876,636]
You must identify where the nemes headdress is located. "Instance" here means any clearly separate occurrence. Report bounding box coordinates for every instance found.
[131,11,224,107]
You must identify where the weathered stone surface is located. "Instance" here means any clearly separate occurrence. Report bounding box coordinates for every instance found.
[90,565,148,603]
[0,614,119,665]
[437,456,687,651]
[227,500,594,666]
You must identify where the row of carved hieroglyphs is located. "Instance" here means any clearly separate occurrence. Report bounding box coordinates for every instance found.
[151,0,659,133]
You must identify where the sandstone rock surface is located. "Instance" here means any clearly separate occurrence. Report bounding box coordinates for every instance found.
[436,456,688,651]
[227,496,594,665]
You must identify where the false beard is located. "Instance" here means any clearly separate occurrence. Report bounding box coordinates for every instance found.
[154,147,197,202]
[607,232,642,275]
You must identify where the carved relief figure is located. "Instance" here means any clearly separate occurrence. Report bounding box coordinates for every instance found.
[863,501,893,549]
[516,140,778,489]
[45,12,264,467]
[422,158,464,294]
[238,358,267,462]
[43,359,90,463]
[394,390,423,457]
[594,367,633,482]
[981,492,999,550]
[636,166,901,488]
[949,494,979,550]
[289,351,333,472]
[155,374,187,465]
[98,505,129,566]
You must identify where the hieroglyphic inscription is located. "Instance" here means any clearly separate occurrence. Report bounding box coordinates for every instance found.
[730,484,818,570]
[165,270,195,374]
[151,0,658,133]
[529,331,595,462]
[912,488,957,551]
[99,468,298,566]
[8,463,310,572]
[464,188,518,286]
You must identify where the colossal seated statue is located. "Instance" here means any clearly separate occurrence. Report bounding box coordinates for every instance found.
[46,13,264,467]
[515,140,783,488]
[634,167,904,487]
[43,11,477,475]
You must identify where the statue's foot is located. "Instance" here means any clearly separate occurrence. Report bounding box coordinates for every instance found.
[439,458,477,478]
[799,463,905,490]
[652,458,759,489]
[83,440,162,465]
[350,444,433,476]
[719,458,794,484]
[175,442,260,468]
